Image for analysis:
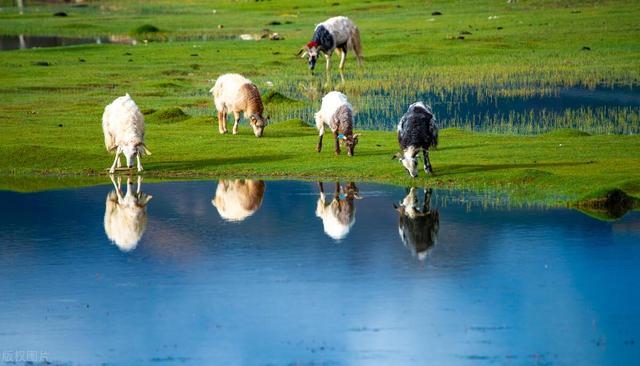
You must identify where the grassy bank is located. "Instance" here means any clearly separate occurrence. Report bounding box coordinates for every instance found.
[0,0,639,208]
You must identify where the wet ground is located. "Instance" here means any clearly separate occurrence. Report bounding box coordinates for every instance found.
[0,179,638,365]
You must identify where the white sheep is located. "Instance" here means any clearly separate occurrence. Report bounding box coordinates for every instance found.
[315,182,359,241]
[102,94,151,173]
[210,73,268,137]
[212,179,266,222]
[315,91,360,156]
[104,175,152,252]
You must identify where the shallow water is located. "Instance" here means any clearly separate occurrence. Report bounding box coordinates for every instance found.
[0,35,135,51]
[0,179,639,365]
[271,84,640,135]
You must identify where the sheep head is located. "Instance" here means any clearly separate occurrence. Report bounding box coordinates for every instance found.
[341,133,360,157]
[249,114,268,137]
[298,41,319,71]
[393,148,419,178]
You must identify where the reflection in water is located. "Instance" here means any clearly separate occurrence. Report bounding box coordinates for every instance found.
[395,187,440,261]
[212,179,265,222]
[316,182,360,241]
[103,175,152,252]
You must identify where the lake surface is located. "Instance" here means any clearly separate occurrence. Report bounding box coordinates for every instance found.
[0,179,639,365]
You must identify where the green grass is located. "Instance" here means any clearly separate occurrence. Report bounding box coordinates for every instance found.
[0,0,639,208]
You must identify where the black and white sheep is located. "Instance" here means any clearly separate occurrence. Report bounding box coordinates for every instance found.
[394,187,440,261]
[298,16,363,72]
[394,102,439,178]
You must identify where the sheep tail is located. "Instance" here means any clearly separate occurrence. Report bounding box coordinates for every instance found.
[350,26,363,65]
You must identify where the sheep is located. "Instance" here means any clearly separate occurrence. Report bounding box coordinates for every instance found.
[297,16,363,72]
[315,91,360,156]
[212,179,266,222]
[102,93,151,173]
[393,102,439,178]
[210,73,269,137]
[104,175,153,252]
[315,182,359,241]
[394,187,440,261]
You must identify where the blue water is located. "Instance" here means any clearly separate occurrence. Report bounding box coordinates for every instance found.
[0,179,639,365]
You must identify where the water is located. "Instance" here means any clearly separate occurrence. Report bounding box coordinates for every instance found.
[268,85,640,135]
[0,179,639,365]
[0,35,136,51]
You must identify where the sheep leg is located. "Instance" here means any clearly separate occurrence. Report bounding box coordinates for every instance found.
[325,53,331,71]
[232,111,241,135]
[217,111,226,134]
[423,149,433,174]
[136,175,142,195]
[338,47,347,70]
[116,155,122,168]
[136,151,143,172]
[423,188,432,212]
[317,181,324,194]
[317,126,324,152]
[109,146,121,173]
[334,182,341,200]
[333,131,341,155]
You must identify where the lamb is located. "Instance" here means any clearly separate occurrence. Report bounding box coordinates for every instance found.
[394,102,439,178]
[297,16,363,72]
[315,91,360,156]
[212,179,266,222]
[394,187,440,261]
[102,94,151,173]
[104,175,153,252]
[315,182,359,241]
[210,73,269,137]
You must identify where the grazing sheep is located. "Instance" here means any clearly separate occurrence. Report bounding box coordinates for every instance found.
[102,94,151,173]
[210,73,269,137]
[315,182,359,241]
[298,16,363,72]
[315,91,360,156]
[394,187,440,261]
[104,175,153,252]
[394,102,439,178]
[212,179,266,222]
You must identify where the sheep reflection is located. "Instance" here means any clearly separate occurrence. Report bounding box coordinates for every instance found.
[104,175,152,252]
[212,179,265,222]
[316,182,360,241]
[395,187,440,261]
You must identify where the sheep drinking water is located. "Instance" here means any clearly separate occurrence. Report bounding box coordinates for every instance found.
[394,102,439,178]
[104,175,153,252]
[395,187,440,261]
[298,16,363,72]
[212,179,266,222]
[210,73,268,137]
[102,94,151,173]
[315,91,360,156]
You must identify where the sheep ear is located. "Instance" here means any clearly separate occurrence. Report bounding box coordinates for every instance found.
[353,133,361,139]
[140,143,152,155]
[392,152,403,160]
[297,47,308,58]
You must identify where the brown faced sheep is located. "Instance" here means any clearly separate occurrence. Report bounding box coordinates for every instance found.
[210,73,269,137]
[212,179,266,222]
[315,182,360,240]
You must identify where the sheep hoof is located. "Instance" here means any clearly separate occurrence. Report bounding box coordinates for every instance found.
[233,130,238,135]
